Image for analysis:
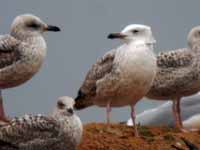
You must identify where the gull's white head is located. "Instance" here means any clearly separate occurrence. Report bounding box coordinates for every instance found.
[108,24,155,44]
[10,14,60,39]
[54,96,75,117]
[187,26,200,49]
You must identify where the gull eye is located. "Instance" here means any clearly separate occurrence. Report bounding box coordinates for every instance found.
[132,30,139,34]
[27,22,40,28]
[57,101,65,109]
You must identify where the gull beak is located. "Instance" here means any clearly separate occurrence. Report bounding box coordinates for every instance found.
[67,108,74,114]
[44,25,61,32]
[107,32,127,39]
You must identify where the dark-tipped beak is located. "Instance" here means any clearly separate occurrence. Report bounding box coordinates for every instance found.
[107,32,127,39]
[67,108,74,114]
[45,25,61,32]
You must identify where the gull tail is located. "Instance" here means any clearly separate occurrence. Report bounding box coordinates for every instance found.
[74,90,93,110]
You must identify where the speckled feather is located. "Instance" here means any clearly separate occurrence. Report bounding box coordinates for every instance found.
[0,115,60,150]
[147,47,200,100]
[0,33,46,89]
[157,48,192,68]
[79,49,116,98]
[0,35,21,69]
[0,113,82,150]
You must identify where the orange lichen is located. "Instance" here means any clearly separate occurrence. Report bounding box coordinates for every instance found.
[78,123,200,150]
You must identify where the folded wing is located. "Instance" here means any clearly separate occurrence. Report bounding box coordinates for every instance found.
[0,35,21,69]
[0,115,60,149]
[75,49,116,109]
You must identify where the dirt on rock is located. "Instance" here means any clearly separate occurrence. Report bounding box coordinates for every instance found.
[77,123,200,150]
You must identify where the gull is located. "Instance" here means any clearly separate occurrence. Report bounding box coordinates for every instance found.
[127,93,200,129]
[183,113,200,131]
[146,26,200,131]
[74,24,157,136]
[0,96,83,150]
[0,14,60,122]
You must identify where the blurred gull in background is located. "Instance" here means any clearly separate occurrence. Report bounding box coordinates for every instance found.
[127,93,200,129]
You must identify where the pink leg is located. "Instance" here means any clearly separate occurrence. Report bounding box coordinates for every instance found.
[172,97,183,129]
[0,90,8,122]
[131,104,139,137]
[106,101,111,125]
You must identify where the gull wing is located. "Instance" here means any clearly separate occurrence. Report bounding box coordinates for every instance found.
[75,49,116,109]
[0,35,21,69]
[157,48,193,68]
[0,115,60,149]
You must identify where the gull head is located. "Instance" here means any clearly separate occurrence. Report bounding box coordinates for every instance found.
[107,24,155,44]
[187,26,200,49]
[54,96,75,117]
[10,14,60,38]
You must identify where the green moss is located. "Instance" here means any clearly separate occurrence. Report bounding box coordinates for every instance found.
[162,126,179,133]
[139,126,154,137]
[163,134,175,142]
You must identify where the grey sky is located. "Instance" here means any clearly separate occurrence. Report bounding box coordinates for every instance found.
[0,0,199,122]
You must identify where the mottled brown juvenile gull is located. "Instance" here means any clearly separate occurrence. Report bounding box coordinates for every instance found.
[74,24,157,136]
[146,26,200,131]
[0,14,60,122]
[0,96,83,150]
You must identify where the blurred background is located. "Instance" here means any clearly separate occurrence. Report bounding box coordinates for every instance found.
[0,0,199,122]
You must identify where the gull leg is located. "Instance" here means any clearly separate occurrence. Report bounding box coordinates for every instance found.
[131,104,139,137]
[176,98,183,128]
[173,97,185,131]
[0,90,8,123]
[106,101,111,125]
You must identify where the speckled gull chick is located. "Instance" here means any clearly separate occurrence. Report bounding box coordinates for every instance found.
[0,14,60,122]
[146,26,200,131]
[0,96,83,150]
[74,24,157,136]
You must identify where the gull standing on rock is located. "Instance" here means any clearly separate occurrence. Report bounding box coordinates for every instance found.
[0,14,60,122]
[0,96,83,150]
[146,26,200,131]
[74,24,157,136]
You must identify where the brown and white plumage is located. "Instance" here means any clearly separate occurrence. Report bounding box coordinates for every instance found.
[75,24,157,136]
[147,48,195,99]
[157,48,192,69]
[0,14,60,122]
[0,96,83,150]
[146,26,200,130]
[75,49,116,109]
[0,35,21,69]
